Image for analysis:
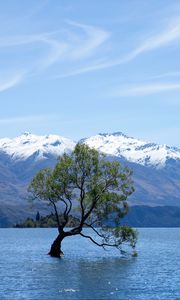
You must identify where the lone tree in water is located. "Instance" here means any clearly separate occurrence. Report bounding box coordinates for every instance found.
[29,144,137,258]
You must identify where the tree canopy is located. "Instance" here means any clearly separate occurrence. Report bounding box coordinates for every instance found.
[29,143,137,257]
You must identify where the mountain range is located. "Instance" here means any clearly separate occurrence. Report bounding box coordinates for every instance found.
[0,131,179,226]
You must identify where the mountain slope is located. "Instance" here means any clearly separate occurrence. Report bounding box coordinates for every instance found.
[0,132,75,161]
[0,133,76,225]
[81,132,180,207]
[0,132,179,225]
[81,132,180,168]
[121,205,180,227]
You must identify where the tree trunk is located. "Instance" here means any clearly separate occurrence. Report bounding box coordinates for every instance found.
[48,232,65,258]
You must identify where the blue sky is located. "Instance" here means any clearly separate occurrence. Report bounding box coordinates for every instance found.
[0,0,180,147]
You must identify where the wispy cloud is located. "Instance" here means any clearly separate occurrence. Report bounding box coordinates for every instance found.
[0,31,66,67]
[0,21,110,90]
[0,73,24,92]
[0,33,44,48]
[0,114,55,125]
[37,38,68,70]
[66,20,109,60]
[0,31,65,91]
[152,71,180,79]
[128,19,180,57]
[3,17,180,90]
[57,18,180,78]
[55,59,109,78]
[113,82,180,97]
[37,21,109,70]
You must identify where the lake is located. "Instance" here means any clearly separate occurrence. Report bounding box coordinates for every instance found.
[0,228,179,300]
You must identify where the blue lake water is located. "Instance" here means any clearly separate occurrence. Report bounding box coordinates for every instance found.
[0,228,179,300]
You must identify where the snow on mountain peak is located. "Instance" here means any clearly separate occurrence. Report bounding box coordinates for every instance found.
[22,131,31,136]
[0,133,76,161]
[99,131,127,138]
[0,131,179,168]
[82,132,180,168]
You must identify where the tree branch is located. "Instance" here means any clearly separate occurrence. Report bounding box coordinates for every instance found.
[79,172,86,225]
[62,186,72,212]
[84,222,105,239]
[49,198,61,231]
[82,181,111,223]
[58,197,69,227]
[80,232,119,249]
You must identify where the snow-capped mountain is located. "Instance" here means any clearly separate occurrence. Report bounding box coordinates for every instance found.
[0,132,75,161]
[82,132,180,168]
[0,131,179,168]
[0,131,180,226]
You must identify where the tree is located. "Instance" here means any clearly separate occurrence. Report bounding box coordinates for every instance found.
[36,211,40,222]
[29,143,137,258]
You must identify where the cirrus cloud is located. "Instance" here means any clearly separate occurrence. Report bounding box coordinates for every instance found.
[112,82,180,97]
[0,21,109,92]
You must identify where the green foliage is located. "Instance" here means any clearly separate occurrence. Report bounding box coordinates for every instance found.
[15,213,81,228]
[16,218,36,228]
[29,143,137,253]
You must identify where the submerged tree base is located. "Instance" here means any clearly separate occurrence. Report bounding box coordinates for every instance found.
[48,250,64,258]
[48,234,64,258]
